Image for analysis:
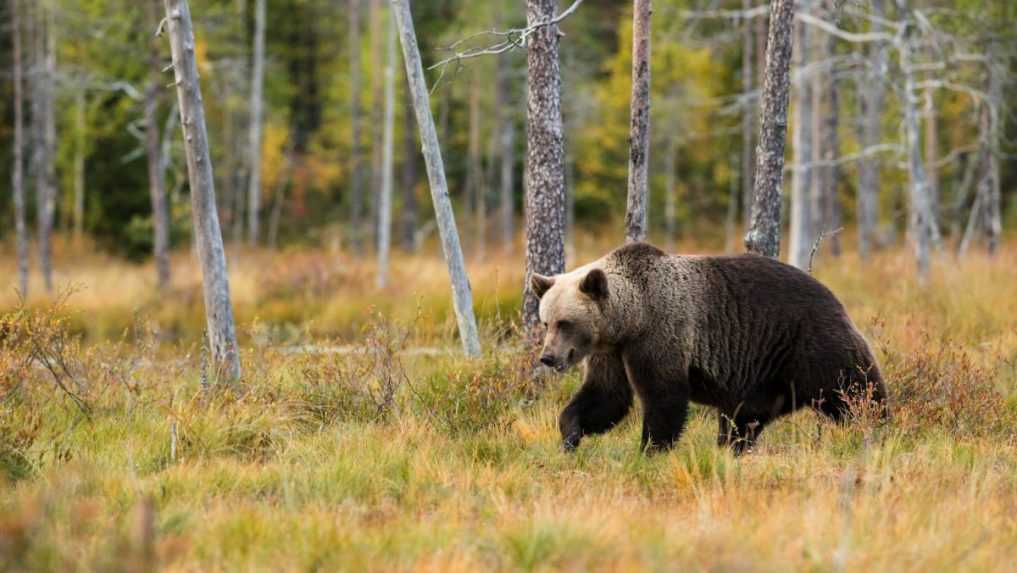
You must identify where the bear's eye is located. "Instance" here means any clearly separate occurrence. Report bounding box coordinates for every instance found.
[556,320,572,331]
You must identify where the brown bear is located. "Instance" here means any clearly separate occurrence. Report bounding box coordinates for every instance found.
[531,242,886,453]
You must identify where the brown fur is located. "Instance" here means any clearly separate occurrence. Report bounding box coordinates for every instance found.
[533,242,886,453]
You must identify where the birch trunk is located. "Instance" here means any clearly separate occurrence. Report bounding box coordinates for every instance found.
[35,2,56,292]
[145,0,172,289]
[624,0,652,243]
[368,0,383,247]
[10,0,29,296]
[856,0,886,260]
[787,10,813,270]
[747,9,767,230]
[349,0,365,254]
[984,42,1002,256]
[744,0,795,258]
[390,0,481,356]
[376,15,396,288]
[895,3,933,281]
[923,92,939,230]
[823,61,841,256]
[246,0,266,245]
[163,0,242,380]
[523,0,567,335]
[740,0,754,234]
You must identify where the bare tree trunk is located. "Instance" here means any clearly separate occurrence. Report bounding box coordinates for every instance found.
[744,0,795,258]
[10,0,29,296]
[747,9,767,230]
[522,0,567,336]
[664,135,677,252]
[348,0,365,254]
[624,0,652,243]
[72,91,86,247]
[163,0,242,380]
[821,30,841,256]
[376,15,396,288]
[34,2,56,292]
[787,8,813,270]
[145,0,172,289]
[984,42,1002,256]
[895,2,933,281]
[400,73,419,252]
[368,0,383,248]
[857,0,886,261]
[246,0,266,245]
[740,0,754,235]
[923,91,939,230]
[391,0,481,356]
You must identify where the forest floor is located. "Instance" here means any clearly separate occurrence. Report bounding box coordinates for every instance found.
[2,236,1017,571]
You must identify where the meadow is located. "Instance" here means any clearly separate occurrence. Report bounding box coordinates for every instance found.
[2,235,1016,572]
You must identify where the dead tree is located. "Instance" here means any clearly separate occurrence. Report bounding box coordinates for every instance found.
[745,0,796,258]
[856,0,887,261]
[246,0,266,245]
[522,0,567,335]
[10,0,28,296]
[625,0,652,243]
[162,0,242,380]
[391,0,481,356]
[145,0,172,289]
[788,3,814,270]
[984,41,1003,255]
[376,14,396,288]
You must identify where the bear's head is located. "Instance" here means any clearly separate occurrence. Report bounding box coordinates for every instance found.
[531,267,610,372]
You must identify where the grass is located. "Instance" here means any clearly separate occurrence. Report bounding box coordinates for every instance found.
[2,236,1017,571]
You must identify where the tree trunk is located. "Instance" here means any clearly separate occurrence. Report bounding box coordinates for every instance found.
[349,0,365,254]
[747,8,767,230]
[923,91,938,232]
[246,0,266,245]
[624,0,652,243]
[400,73,419,252]
[522,0,567,336]
[744,0,795,258]
[740,0,754,236]
[34,2,56,292]
[984,41,1002,256]
[145,0,172,289]
[788,9,813,270]
[10,0,29,296]
[376,14,396,288]
[163,0,242,380]
[368,0,383,248]
[856,0,886,261]
[391,0,481,356]
[895,2,933,281]
[823,61,841,256]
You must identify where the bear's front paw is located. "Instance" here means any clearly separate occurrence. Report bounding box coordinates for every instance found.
[561,433,582,453]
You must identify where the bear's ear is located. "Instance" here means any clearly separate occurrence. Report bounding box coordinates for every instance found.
[531,273,555,298]
[579,269,609,301]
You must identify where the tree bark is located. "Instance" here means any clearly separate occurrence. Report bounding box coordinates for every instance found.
[522,0,567,336]
[400,72,419,252]
[923,91,938,230]
[895,2,933,281]
[740,0,754,236]
[376,14,396,288]
[787,9,813,270]
[984,41,1002,256]
[391,0,481,356]
[246,0,266,245]
[744,0,795,258]
[34,2,56,292]
[163,0,242,380]
[349,0,365,254]
[624,0,652,243]
[856,0,886,261]
[145,0,172,289]
[10,0,29,296]
[368,0,383,248]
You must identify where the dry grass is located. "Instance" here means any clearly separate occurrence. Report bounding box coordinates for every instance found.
[2,236,1016,571]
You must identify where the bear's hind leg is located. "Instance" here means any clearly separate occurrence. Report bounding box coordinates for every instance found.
[559,353,633,452]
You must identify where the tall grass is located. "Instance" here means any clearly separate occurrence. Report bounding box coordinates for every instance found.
[1,239,1016,571]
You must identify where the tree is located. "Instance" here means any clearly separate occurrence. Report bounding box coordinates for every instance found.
[624,0,652,243]
[145,0,172,289]
[376,13,396,288]
[787,4,814,270]
[32,1,57,292]
[740,0,755,235]
[10,0,29,296]
[523,0,567,335]
[162,0,242,381]
[745,0,796,258]
[856,0,887,261]
[246,0,266,245]
[391,0,481,357]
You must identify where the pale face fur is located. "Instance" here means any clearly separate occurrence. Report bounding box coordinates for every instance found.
[533,265,608,372]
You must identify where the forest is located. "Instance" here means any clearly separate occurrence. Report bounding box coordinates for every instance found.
[1,0,1016,570]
